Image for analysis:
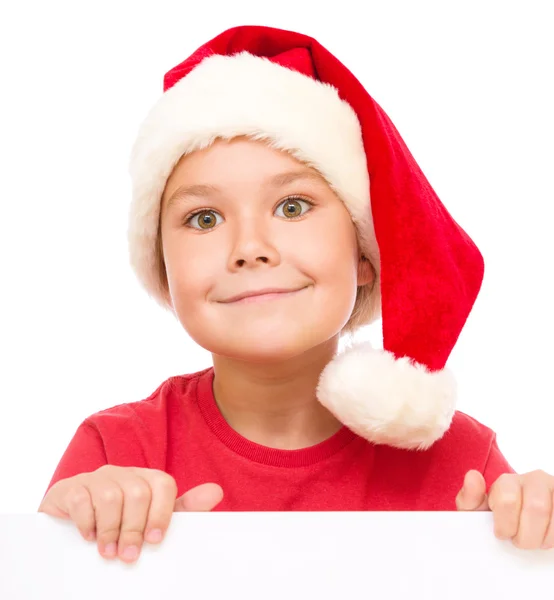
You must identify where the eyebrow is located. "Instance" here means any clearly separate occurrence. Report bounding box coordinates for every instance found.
[164,169,323,212]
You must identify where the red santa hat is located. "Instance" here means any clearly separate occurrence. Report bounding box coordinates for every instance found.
[127,25,484,451]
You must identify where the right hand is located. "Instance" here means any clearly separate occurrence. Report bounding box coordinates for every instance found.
[38,465,223,563]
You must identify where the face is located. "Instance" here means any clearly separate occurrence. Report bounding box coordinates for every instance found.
[159,137,372,362]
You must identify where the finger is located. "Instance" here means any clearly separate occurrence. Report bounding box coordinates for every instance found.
[52,480,96,542]
[89,478,124,560]
[174,483,224,512]
[38,476,95,541]
[541,489,554,549]
[38,485,71,520]
[488,473,523,540]
[456,470,489,511]
[115,473,153,563]
[138,470,178,545]
[513,474,553,550]
[38,479,71,519]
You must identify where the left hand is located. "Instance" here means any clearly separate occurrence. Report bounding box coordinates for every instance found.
[456,469,554,549]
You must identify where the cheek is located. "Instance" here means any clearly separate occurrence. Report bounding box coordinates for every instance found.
[283,218,359,286]
[164,237,216,313]
[280,219,359,324]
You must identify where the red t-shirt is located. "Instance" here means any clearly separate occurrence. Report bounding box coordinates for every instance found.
[44,367,515,510]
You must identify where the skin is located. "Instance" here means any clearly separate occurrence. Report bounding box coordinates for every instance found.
[38,138,553,564]
[457,470,554,549]
[159,137,373,450]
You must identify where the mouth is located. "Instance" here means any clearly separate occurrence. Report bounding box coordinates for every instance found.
[219,286,308,304]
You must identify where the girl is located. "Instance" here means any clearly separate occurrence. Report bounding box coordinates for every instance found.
[38,25,554,564]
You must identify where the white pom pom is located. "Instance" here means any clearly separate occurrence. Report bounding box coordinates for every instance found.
[316,342,457,450]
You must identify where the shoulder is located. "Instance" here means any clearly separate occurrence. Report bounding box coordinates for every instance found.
[82,367,211,434]
[429,409,506,473]
[45,368,213,488]
[381,410,513,509]
[444,410,496,444]
[74,367,212,469]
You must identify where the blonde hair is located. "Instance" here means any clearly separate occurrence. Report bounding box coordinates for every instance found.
[342,261,377,334]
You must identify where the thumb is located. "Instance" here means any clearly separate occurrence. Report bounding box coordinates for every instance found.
[456,470,490,511]
[174,483,224,512]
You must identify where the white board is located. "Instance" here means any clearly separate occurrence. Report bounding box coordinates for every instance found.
[1,512,552,599]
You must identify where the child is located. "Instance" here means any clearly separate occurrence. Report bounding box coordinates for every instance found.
[38,25,554,564]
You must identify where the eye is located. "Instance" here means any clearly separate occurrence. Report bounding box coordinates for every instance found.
[186,209,223,230]
[275,196,313,219]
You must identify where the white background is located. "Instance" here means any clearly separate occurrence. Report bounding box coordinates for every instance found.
[1,0,552,513]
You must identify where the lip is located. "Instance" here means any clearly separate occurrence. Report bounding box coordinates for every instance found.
[219,287,307,304]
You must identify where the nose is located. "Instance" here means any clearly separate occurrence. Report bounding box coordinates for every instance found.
[227,218,281,271]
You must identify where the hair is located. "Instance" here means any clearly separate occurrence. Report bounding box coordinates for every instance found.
[342,258,377,334]
[154,218,377,336]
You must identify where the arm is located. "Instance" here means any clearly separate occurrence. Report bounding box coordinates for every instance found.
[41,420,108,502]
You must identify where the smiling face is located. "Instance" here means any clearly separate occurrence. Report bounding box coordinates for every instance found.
[158,137,373,362]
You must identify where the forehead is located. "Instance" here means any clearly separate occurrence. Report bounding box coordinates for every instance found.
[161,138,331,212]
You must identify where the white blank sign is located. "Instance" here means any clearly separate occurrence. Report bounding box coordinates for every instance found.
[1,513,552,599]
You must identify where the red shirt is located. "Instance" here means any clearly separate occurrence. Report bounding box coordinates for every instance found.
[45,367,515,510]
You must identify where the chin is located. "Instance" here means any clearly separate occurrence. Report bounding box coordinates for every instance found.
[208,325,331,363]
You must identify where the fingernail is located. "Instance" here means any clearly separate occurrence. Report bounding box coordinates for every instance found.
[121,545,139,561]
[146,529,163,543]
[104,543,117,557]
[541,542,553,550]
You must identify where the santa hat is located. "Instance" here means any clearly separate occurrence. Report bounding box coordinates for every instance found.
[127,25,484,451]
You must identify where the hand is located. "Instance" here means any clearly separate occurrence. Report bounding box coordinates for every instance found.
[38,465,223,563]
[456,469,554,549]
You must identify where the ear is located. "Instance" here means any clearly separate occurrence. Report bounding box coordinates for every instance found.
[357,254,375,287]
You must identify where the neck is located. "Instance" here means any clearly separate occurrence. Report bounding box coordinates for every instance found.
[211,336,343,449]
